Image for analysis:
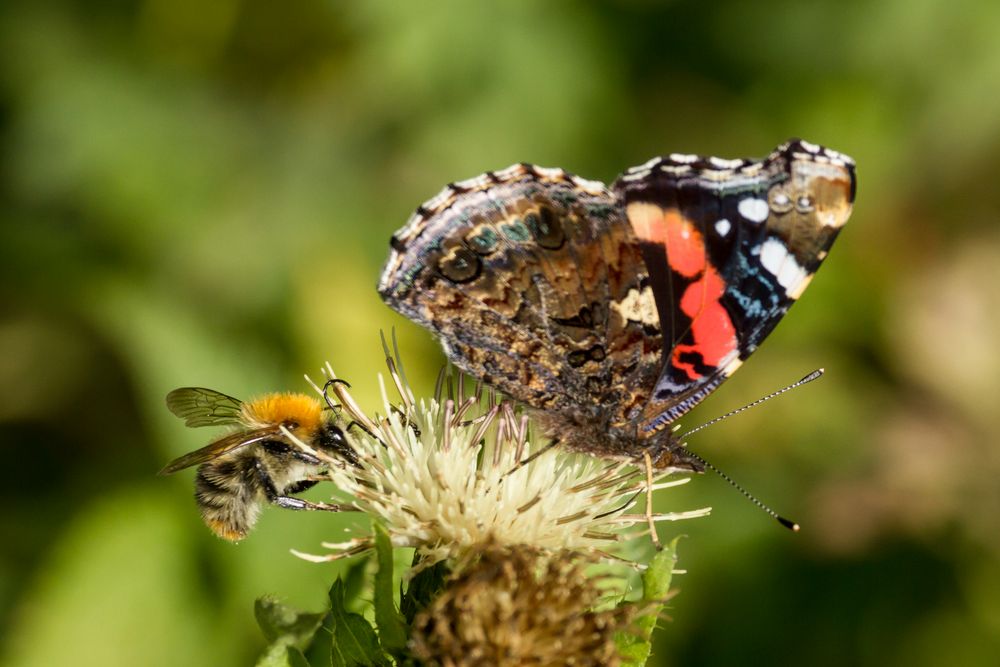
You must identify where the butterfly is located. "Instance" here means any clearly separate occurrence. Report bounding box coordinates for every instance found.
[378,139,855,476]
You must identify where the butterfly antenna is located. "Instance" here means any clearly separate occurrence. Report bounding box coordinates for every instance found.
[685,449,800,531]
[680,369,824,439]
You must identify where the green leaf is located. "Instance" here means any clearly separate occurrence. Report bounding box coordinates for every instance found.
[372,522,409,656]
[287,648,311,667]
[255,643,312,667]
[255,597,325,647]
[343,554,369,615]
[617,538,679,667]
[302,609,333,667]
[400,557,449,625]
[328,579,391,667]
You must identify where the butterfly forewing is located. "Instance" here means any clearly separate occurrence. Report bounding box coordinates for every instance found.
[614,141,855,433]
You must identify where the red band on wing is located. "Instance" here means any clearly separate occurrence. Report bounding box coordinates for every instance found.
[671,257,737,381]
[627,202,738,381]
[662,211,707,278]
[627,204,706,278]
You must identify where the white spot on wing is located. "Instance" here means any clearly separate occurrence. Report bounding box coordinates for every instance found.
[787,273,814,300]
[709,156,744,169]
[495,164,528,180]
[721,357,743,377]
[632,157,662,172]
[715,218,731,236]
[759,237,809,295]
[759,237,787,276]
[533,166,565,180]
[617,170,649,182]
[570,175,609,195]
[777,258,808,291]
[612,286,659,326]
[738,198,769,223]
[454,173,492,190]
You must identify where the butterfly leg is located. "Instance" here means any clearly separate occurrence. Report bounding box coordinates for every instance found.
[643,451,662,549]
[503,439,560,478]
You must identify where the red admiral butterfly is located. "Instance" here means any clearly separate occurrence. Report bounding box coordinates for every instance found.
[378,139,855,477]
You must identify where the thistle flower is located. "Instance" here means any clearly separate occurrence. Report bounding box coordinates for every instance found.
[410,543,638,667]
[289,345,709,567]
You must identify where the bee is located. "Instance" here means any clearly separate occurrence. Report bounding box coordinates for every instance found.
[159,386,357,541]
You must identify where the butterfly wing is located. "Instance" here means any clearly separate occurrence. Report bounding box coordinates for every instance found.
[613,140,856,435]
[378,165,662,423]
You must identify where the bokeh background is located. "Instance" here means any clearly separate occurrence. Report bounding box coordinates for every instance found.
[3,1,1000,665]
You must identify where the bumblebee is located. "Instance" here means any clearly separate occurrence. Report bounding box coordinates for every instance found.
[159,387,356,541]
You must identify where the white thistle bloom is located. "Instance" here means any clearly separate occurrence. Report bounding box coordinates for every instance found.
[288,350,709,567]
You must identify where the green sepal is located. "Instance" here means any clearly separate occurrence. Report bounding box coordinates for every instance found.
[617,538,679,666]
[372,522,409,657]
[400,557,449,625]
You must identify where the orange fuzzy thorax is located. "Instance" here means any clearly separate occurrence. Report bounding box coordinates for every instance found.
[241,392,323,434]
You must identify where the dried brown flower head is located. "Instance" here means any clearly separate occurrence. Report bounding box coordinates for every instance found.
[410,544,637,667]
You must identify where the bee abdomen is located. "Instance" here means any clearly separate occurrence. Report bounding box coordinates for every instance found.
[195,458,263,541]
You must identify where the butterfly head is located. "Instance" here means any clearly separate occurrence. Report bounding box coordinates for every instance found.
[645,430,706,473]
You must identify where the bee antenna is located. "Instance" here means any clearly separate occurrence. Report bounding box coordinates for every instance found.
[685,449,800,532]
[680,369,824,439]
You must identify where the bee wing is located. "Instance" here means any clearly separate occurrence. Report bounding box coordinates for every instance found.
[166,387,245,427]
[158,425,283,475]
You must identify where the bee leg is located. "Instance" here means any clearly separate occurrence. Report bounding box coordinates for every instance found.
[290,451,321,465]
[273,496,354,512]
[345,420,379,440]
[261,440,321,465]
[254,461,354,513]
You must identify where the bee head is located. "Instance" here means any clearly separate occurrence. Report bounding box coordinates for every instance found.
[316,421,358,466]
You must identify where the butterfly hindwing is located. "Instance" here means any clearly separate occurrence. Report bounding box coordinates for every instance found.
[379,165,662,422]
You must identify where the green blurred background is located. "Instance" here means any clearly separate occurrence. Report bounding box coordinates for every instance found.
[3,1,999,665]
